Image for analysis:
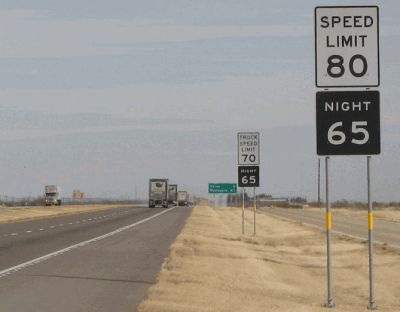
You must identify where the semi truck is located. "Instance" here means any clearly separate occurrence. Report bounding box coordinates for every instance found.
[177,191,189,206]
[168,184,178,206]
[148,179,169,208]
[44,185,61,206]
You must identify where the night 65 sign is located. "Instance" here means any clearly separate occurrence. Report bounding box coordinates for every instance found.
[238,132,259,165]
[315,6,379,87]
[238,166,259,187]
[316,91,380,155]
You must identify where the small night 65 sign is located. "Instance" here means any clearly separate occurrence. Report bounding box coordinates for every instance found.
[238,132,259,165]
[315,6,379,87]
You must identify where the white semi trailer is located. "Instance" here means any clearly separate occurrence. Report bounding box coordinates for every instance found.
[177,191,189,206]
[149,179,168,208]
[168,184,178,206]
[44,185,61,206]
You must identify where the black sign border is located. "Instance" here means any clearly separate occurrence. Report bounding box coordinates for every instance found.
[314,5,380,88]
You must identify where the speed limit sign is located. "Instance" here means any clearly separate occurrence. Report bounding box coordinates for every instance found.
[238,166,259,187]
[316,90,380,155]
[315,6,379,87]
[238,132,259,165]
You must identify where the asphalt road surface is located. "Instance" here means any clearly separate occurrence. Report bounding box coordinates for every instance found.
[260,207,400,248]
[0,205,192,312]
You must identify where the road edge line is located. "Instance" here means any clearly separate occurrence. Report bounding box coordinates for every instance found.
[259,209,400,250]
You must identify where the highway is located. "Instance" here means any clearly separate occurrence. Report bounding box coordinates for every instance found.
[260,207,400,248]
[0,205,191,312]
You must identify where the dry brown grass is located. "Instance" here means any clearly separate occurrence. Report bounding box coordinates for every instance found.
[138,205,400,312]
[0,204,131,224]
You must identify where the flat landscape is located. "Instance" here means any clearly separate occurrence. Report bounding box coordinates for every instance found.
[138,205,400,312]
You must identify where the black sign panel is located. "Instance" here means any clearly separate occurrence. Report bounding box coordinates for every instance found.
[316,91,380,155]
[238,166,259,187]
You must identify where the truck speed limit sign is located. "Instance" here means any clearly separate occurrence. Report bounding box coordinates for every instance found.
[315,6,379,88]
[238,132,259,165]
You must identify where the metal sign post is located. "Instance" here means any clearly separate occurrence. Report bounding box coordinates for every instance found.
[237,131,260,236]
[367,156,377,310]
[242,188,245,235]
[325,157,335,308]
[314,5,380,308]
[253,187,256,236]
[318,158,321,205]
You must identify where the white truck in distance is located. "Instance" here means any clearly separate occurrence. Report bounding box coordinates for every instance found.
[44,185,61,206]
[168,184,178,206]
[178,191,189,206]
[149,179,169,208]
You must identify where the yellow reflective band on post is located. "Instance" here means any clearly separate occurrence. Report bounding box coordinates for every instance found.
[253,203,256,212]
[326,212,332,230]
[368,212,374,230]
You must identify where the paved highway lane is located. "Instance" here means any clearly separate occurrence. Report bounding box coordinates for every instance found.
[0,205,192,311]
[259,207,400,248]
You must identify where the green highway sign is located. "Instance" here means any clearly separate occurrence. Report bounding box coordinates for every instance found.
[208,183,237,194]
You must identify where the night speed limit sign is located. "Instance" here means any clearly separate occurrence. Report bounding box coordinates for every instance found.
[316,90,380,155]
[238,132,259,165]
[315,6,379,88]
[238,166,259,187]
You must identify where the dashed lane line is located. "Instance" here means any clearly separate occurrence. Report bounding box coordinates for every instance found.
[0,207,176,278]
[0,209,136,239]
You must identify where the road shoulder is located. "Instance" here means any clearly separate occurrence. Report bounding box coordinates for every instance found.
[138,205,400,312]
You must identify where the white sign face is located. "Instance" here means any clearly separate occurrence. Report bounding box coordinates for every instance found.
[315,6,379,88]
[238,132,259,165]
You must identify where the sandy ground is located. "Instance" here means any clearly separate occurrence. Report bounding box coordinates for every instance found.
[303,207,400,223]
[0,204,131,224]
[138,205,400,312]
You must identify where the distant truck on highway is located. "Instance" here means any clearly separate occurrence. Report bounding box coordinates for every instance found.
[44,185,61,206]
[168,184,178,206]
[177,191,189,206]
[149,179,169,208]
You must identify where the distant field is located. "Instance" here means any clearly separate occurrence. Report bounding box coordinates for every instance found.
[138,205,400,312]
[0,204,132,224]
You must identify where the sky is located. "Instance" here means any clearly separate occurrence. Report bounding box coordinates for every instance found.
[0,0,399,201]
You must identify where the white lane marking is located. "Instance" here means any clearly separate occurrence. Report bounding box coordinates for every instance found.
[88,219,92,221]
[50,226,55,228]
[26,231,32,233]
[59,224,64,227]
[68,223,73,225]
[11,233,18,236]
[0,207,177,278]
[39,229,44,231]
